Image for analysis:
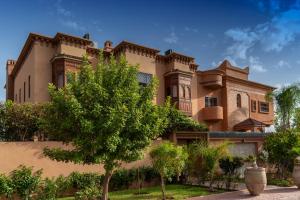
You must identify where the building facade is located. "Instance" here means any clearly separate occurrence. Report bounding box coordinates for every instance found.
[5,32,275,133]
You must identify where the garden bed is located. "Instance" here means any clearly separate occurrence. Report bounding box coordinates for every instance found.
[58,184,223,200]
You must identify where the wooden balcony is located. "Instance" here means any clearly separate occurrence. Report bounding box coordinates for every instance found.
[202,106,223,121]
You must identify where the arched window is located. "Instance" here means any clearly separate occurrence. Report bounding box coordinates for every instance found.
[237,94,241,108]
[185,86,191,99]
[179,85,185,98]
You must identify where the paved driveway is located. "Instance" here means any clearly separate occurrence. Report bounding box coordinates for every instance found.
[188,186,300,200]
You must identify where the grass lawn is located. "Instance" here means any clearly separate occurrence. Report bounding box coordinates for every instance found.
[59,184,221,200]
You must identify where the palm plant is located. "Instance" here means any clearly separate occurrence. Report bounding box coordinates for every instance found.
[266,83,300,131]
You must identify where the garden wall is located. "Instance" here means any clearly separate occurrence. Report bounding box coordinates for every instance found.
[0,141,160,177]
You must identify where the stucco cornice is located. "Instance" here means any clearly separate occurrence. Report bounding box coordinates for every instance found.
[225,75,276,90]
[113,41,160,58]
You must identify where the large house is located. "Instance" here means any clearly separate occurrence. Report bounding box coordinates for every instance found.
[5,32,275,138]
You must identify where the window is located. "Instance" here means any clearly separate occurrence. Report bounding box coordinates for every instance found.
[166,87,171,97]
[237,94,241,108]
[259,101,269,113]
[185,86,191,99]
[137,72,152,86]
[205,97,218,107]
[28,76,31,99]
[19,89,21,103]
[23,82,26,102]
[180,85,185,98]
[251,100,257,112]
[172,85,177,97]
[57,73,64,88]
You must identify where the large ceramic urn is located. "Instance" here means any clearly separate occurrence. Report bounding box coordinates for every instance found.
[293,156,300,188]
[244,162,267,196]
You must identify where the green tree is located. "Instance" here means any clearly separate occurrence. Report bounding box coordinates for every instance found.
[164,106,207,133]
[43,52,169,200]
[150,142,188,200]
[1,101,44,141]
[266,84,300,130]
[263,130,300,178]
[188,141,228,191]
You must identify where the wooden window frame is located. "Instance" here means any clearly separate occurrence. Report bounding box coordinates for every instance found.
[259,101,269,113]
[205,96,218,107]
[251,100,257,112]
[237,94,241,108]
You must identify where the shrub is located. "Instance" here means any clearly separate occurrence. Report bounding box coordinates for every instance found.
[10,165,42,200]
[268,178,294,187]
[0,174,13,198]
[219,156,244,190]
[68,172,102,190]
[264,131,300,178]
[55,175,71,197]
[36,178,58,200]
[188,141,229,191]
[75,184,101,200]
[109,169,137,191]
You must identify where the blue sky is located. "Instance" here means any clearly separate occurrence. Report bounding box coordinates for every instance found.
[0,0,300,100]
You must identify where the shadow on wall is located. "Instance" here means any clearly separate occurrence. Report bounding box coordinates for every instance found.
[0,141,162,178]
[228,108,249,130]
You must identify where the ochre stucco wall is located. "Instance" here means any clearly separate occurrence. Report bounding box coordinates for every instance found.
[33,42,55,102]
[0,141,161,178]
[14,43,36,103]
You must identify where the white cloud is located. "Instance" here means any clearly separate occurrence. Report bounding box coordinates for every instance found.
[225,1,300,58]
[277,60,291,68]
[249,56,267,72]
[184,27,198,33]
[164,32,178,44]
[60,20,86,31]
[224,56,238,66]
[225,28,258,59]
[55,0,71,17]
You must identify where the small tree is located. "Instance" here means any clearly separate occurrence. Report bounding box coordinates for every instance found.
[264,130,300,178]
[43,53,169,200]
[219,156,244,190]
[2,101,44,141]
[188,141,228,191]
[150,142,188,200]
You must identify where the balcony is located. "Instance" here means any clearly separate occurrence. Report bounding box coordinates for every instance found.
[202,106,223,121]
[200,74,222,88]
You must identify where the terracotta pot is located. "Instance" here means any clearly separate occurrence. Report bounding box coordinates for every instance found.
[244,167,267,196]
[293,156,300,188]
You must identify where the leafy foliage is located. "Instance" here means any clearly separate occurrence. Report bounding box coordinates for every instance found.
[0,101,46,141]
[43,52,170,200]
[219,156,244,190]
[36,178,58,200]
[150,142,188,200]
[0,173,13,198]
[187,141,229,191]
[75,185,101,200]
[263,130,300,178]
[266,83,300,130]
[10,165,42,200]
[164,106,207,133]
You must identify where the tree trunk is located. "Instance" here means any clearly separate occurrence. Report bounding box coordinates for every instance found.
[209,173,214,191]
[102,170,112,200]
[160,175,166,200]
